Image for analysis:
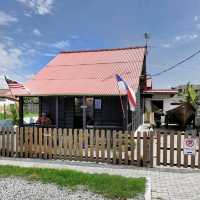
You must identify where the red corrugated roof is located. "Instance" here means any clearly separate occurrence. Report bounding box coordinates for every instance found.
[14,46,146,96]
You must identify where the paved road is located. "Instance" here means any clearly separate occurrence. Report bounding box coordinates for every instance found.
[0,158,199,200]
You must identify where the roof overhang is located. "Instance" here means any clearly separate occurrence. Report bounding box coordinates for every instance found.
[143,89,178,95]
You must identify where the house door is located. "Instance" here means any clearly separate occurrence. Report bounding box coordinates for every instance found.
[74,97,94,128]
[74,97,83,128]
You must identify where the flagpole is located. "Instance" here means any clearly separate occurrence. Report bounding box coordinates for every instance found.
[116,80,126,120]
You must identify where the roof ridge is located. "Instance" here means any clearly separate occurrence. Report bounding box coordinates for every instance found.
[60,46,146,54]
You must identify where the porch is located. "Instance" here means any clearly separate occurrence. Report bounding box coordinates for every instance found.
[19,95,142,131]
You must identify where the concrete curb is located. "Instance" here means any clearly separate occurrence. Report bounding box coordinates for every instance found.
[145,177,151,200]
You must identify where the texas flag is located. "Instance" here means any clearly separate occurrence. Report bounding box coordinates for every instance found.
[115,74,137,111]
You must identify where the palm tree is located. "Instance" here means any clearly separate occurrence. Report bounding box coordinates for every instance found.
[183,83,198,109]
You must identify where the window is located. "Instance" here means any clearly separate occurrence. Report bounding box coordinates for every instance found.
[95,99,102,110]
[23,97,39,124]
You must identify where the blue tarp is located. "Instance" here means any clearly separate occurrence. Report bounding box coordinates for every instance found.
[0,120,13,128]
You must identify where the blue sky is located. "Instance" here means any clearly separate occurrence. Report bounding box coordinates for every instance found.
[0,0,200,88]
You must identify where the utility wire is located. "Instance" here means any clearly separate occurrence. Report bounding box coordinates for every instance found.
[151,49,200,77]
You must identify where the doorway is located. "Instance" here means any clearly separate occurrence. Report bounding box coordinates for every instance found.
[74,97,94,128]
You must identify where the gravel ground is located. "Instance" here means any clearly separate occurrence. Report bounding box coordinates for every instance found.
[0,178,107,200]
[0,178,144,200]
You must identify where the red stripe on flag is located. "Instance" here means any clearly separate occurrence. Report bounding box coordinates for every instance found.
[127,88,136,109]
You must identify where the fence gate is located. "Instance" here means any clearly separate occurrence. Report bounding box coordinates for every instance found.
[156,131,200,168]
[0,127,154,167]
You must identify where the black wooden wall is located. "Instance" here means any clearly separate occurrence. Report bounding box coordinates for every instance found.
[39,94,143,130]
[59,97,74,128]
[94,96,124,128]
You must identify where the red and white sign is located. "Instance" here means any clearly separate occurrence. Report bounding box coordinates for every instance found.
[184,138,196,155]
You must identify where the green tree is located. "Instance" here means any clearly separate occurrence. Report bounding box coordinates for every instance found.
[10,104,19,125]
[183,83,198,108]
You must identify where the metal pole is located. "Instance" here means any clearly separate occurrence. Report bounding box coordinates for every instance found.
[116,81,126,120]
[131,111,134,132]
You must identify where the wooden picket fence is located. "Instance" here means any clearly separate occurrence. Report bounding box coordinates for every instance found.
[156,131,200,168]
[0,127,154,167]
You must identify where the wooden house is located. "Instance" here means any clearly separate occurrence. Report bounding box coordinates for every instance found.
[8,47,147,130]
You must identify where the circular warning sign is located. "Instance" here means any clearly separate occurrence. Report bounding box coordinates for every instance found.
[185,139,194,148]
[184,138,196,155]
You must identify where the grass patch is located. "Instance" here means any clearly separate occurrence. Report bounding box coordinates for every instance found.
[24,112,38,118]
[0,113,12,120]
[0,165,145,199]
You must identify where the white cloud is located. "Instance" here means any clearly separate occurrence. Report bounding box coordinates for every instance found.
[17,0,55,15]
[175,34,198,42]
[194,16,200,21]
[162,43,171,48]
[36,40,71,49]
[33,28,42,37]
[71,35,79,39]
[0,11,18,25]
[0,37,37,81]
[44,52,57,57]
[0,43,24,75]
[25,73,34,79]
[175,35,185,41]
[24,12,32,17]
[189,34,198,40]
[53,40,71,49]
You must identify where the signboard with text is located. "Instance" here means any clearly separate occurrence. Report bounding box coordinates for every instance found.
[184,138,196,155]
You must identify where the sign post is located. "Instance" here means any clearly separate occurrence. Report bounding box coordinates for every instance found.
[184,137,196,155]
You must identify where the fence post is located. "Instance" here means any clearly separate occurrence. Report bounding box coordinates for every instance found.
[106,130,111,163]
[169,132,174,167]
[39,128,43,159]
[163,132,168,166]
[149,131,154,168]
[130,131,135,165]
[124,131,129,165]
[79,129,83,161]
[6,128,10,157]
[101,130,105,163]
[137,132,141,167]
[29,127,33,158]
[16,127,20,157]
[143,132,147,167]
[156,131,160,166]
[191,130,196,168]
[48,128,53,159]
[84,129,88,161]
[112,130,117,164]
[184,132,189,168]
[198,132,200,169]
[118,131,122,165]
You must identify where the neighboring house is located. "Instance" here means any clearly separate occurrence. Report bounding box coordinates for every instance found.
[0,76,16,127]
[8,47,147,130]
[144,89,178,113]
[143,86,178,125]
[0,76,9,96]
[0,76,16,112]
